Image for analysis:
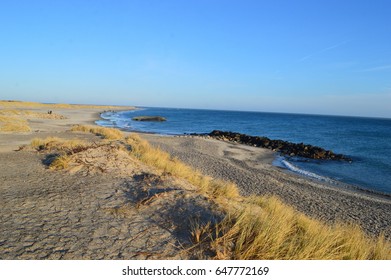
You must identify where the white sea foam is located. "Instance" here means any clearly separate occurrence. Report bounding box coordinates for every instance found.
[280,158,333,183]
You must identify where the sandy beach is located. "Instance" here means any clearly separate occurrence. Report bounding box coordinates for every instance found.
[1,103,390,260]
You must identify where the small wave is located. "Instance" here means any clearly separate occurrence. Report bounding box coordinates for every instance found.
[280,158,333,183]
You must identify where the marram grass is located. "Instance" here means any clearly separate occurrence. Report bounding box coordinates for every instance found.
[71,124,124,140]
[0,115,31,132]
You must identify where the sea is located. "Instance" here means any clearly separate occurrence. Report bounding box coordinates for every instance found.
[96,107,391,196]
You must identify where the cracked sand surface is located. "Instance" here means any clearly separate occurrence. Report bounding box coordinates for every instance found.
[0,148,220,259]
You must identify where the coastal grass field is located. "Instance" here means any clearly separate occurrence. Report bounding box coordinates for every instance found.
[0,100,132,133]
[1,101,390,259]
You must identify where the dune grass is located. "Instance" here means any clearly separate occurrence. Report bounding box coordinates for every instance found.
[31,137,95,170]
[0,108,67,132]
[206,196,390,259]
[71,124,124,140]
[31,126,391,259]
[0,115,31,132]
[0,109,66,120]
[125,134,240,199]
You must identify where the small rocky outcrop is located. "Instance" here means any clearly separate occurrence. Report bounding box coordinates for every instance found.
[132,116,166,122]
[191,130,351,161]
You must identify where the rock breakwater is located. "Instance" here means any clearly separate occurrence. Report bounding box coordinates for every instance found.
[191,130,351,161]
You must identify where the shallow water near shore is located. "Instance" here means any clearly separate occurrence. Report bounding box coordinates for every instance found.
[97,107,391,195]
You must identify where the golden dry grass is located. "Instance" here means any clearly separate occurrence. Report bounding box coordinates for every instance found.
[0,109,66,120]
[0,115,31,132]
[0,107,67,133]
[71,124,124,140]
[30,137,95,170]
[207,196,390,259]
[125,134,240,199]
[30,136,90,151]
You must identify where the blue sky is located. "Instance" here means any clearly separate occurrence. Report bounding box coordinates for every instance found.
[1,0,390,117]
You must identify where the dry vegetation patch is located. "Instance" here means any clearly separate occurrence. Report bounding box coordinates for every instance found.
[71,124,124,140]
[0,115,31,132]
[30,136,140,176]
[0,108,67,133]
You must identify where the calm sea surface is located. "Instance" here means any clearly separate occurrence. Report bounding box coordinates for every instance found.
[96,107,391,195]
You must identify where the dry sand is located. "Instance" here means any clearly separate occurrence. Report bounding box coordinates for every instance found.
[1,105,390,260]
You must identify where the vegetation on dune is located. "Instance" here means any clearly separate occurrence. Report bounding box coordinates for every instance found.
[125,133,239,200]
[0,100,134,133]
[31,126,391,259]
[31,137,97,170]
[0,107,66,133]
[71,124,124,140]
[0,115,31,132]
[207,196,389,259]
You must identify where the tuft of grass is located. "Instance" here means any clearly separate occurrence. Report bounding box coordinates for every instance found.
[208,196,391,260]
[0,115,31,132]
[50,155,71,170]
[31,137,90,153]
[30,137,96,171]
[71,124,124,140]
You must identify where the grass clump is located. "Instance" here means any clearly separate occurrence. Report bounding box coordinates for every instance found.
[208,196,391,259]
[71,124,124,140]
[31,137,90,152]
[30,137,94,170]
[0,115,31,132]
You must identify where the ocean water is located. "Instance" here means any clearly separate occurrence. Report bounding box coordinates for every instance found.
[96,107,391,195]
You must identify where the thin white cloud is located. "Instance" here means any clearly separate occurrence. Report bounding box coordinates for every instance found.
[298,41,349,62]
[358,64,391,72]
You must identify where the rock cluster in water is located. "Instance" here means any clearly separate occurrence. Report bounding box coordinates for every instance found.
[132,116,166,122]
[192,130,351,161]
